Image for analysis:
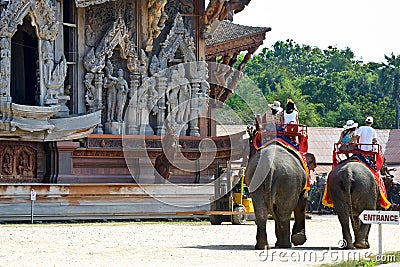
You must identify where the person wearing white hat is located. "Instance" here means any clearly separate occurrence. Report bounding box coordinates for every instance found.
[352,116,377,151]
[337,120,358,152]
[268,100,283,125]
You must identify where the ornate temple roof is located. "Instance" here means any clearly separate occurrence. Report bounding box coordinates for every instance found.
[205,21,271,60]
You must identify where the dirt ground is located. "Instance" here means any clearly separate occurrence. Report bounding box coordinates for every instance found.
[0,215,399,267]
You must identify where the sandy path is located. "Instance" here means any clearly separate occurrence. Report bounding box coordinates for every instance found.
[0,215,399,267]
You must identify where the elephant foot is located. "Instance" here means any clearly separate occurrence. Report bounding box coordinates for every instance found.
[275,242,292,248]
[291,233,307,246]
[255,242,270,250]
[254,244,270,250]
[343,242,355,249]
[354,240,370,249]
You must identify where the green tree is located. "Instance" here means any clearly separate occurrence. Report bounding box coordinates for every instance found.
[379,53,400,128]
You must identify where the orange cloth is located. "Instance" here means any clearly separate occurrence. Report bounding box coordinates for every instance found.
[322,152,390,209]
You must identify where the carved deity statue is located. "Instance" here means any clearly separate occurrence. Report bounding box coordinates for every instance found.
[219,0,252,21]
[17,151,32,176]
[115,69,130,122]
[203,0,225,29]
[42,41,67,104]
[103,60,117,121]
[2,153,11,175]
[83,72,96,112]
[176,65,191,124]
[137,77,155,126]
[146,0,168,49]
[166,70,180,124]
[198,81,210,116]
[139,49,149,76]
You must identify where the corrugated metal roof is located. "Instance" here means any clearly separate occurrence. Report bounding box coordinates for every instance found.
[385,129,400,164]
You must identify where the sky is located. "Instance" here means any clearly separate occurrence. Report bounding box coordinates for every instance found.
[231,0,400,63]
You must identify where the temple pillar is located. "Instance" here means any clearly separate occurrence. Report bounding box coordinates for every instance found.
[156,75,167,135]
[93,72,104,134]
[126,74,141,135]
[189,79,201,136]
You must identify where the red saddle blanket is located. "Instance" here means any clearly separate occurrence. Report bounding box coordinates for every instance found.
[322,153,390,209]
[256,137,310,192]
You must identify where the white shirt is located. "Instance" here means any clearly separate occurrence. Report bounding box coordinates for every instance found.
[284,110,298,124]
[356,126,377,151]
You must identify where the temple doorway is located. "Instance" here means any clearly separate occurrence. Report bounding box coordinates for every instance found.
[11,17,38,106]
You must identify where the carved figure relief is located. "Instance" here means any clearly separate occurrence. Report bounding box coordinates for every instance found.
[0,144,36,178]
[166,70,180,124]
[1,152,11,175]
[114,69,129,122]
[203,0,224,32]
[42,40,68,105]
[146,0,168,51]
[103,60,116,121]
[176,64,191,125]
[83,72,96,113]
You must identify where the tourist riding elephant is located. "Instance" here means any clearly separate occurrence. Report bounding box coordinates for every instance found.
[327,161,379,249]
[245,141,316,249]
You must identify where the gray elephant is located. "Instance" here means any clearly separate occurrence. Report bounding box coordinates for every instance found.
[326,161,380,249]
[245,141,316,249]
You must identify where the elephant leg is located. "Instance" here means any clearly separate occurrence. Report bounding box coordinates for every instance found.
[354,223,371,249]
[291,190,307,246]
[274,205,292,248]
[335,202,355,249]
[252,190,269,250]
[351,215,360,242]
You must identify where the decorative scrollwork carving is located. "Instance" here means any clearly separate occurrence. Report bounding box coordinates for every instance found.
[150,13,196,73]
[83,17,136,73]
[0,0,58,40]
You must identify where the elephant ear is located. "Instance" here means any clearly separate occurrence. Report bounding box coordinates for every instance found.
[305,153,316,171]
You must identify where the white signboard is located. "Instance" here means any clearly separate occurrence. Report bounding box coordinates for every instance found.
[360,210,400,225]
[30,189,36,201]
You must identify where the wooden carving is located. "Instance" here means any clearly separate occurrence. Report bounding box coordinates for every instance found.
[153,121,178,183]
[146,0,168,51]
[83,17,136,73]
[0,0,58,40]
[0,144,36,178]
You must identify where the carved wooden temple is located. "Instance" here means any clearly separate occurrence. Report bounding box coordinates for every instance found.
[0,0,269,184]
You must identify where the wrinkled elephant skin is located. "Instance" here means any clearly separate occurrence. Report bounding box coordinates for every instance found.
[327,161,379,249]
[245,142,314,250]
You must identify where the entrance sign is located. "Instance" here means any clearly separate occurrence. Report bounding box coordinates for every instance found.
[360,210,400,225]
[359,210,400,264]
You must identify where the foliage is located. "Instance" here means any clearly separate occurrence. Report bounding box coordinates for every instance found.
[319,251,400,267]
[232,39,398,129]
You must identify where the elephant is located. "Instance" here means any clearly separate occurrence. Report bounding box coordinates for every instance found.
[327,161,379,249]
[245,140,316,249]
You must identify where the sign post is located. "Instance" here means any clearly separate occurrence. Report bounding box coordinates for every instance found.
[360,210,400,264]
[30,189,36,224]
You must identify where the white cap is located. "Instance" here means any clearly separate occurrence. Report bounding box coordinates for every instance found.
[365,116,373,124]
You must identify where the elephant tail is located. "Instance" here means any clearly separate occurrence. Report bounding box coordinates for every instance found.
[344,174,355,228]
